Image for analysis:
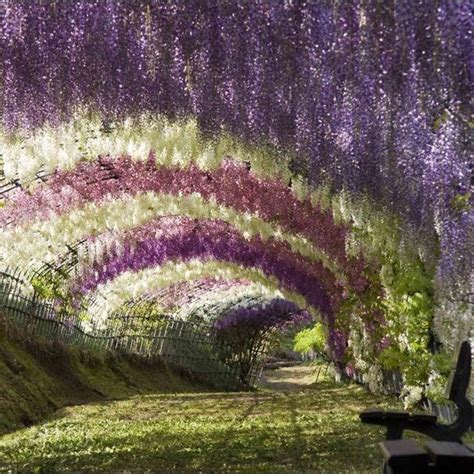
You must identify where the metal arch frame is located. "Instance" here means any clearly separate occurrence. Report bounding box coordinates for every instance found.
[0,166,51,202]
[178,292,271,324]
[105,291,285,388]
[84,265,269,325]
[0,236,305,391]
[0,154,124,224]
[86,276,276,331]
[31,240,88,282]
[102,283,271,331]
[0,149,313,390]
[27,212,216,305]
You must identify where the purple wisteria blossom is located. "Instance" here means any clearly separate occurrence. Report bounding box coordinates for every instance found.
[72,218,336,318]
[0,1,469,288]
[213,298,312,332]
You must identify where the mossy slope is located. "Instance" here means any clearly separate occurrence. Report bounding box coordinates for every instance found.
[0,317,208,435]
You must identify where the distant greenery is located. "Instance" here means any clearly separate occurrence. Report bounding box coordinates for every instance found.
[293,323,326,355]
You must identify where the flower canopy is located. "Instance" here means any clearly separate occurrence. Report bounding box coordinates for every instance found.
[0,1,471,398]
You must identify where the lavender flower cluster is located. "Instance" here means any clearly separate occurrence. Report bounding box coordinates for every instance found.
[213,298,312,331]
[72,218,334,317]
[0,1,470,288]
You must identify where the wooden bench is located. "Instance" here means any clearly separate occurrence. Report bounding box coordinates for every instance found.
[360,340,473,442]
[380,439,474,473]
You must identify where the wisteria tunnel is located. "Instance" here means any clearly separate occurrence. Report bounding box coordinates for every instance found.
[0,1,471,403]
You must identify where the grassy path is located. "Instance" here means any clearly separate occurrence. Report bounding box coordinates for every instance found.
[1,364,468,473]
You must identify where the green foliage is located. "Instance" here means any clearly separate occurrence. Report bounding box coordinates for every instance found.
[30,276,59,300]
[451,192,471,213]
[433,109,450,131]
[379,346,407,371]
[381,262,434,387]
[423,351,452,404]
[431,352,453,378]
[293,323,325,354]
[331,193,437,395]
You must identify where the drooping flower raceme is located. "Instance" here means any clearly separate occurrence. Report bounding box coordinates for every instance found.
[84,259,319,329]
[0,1,470,398]
[214,298,311,332]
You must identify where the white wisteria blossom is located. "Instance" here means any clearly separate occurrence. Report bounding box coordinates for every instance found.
[85,259,317,328]
[0,113,303,188]
[0,192,345,282]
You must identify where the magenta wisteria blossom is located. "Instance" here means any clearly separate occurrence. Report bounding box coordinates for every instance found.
[0,1,470,398]
[0,157,349,264]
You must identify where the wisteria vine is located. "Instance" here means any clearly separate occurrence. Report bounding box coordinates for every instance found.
[0,1,471,403]
[0,1,470,290]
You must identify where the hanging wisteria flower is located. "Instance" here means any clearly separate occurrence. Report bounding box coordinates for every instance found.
[214,298,312,331]
[0,1,470,399]
[85,259,317,328]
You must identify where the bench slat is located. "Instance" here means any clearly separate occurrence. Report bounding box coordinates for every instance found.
[409,412,437,423]
[360,409,411,422]
[425,441,474,472]
[425,441,474,457]
[360,408,385,420]
[379,440,428,469]
[382,410,411,420]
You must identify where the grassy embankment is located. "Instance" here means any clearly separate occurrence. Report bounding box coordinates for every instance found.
[0,314,209,436]
[2,316,473,473]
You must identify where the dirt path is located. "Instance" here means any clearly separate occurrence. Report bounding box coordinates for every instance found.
[259,363,326,391]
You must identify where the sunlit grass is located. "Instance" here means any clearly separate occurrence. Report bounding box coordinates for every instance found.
[1,365,472,473]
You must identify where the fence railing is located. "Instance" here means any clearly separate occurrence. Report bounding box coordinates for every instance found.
[0,269,271,390]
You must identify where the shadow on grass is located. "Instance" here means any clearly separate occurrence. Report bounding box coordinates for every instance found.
[1,367,399,473]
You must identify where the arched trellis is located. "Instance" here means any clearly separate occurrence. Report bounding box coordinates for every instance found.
[171,284,279,324]
[0,128,375,381]
[102,291,309,388]
[0,155,365,288]
[30,239,88,292]
[0,1,469,404]
[107,279,269,326]
[84,260,320,326]
[30,244,330,334]
[17,218,322,385]
[0,266,301,389]
[0,164,51,203]
[74,225,334,312]
[26,236,322,363]
[25,211,347,337]
[27,211,347,317]
[0,148,441,398]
